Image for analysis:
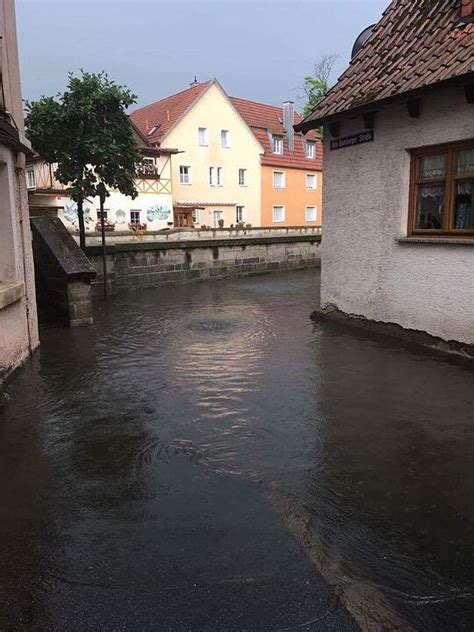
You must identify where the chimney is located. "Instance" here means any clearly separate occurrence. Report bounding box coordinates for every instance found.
[283,101,294,154]
[461,0,473,18]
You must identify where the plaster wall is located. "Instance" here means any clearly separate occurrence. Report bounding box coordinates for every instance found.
[321,84,474,344]
[0,0,23,133]
[0,0,39,377]
[261,166,322,227]
[164,83,263,227]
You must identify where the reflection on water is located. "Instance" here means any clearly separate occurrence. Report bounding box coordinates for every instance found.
[1,270,473,630]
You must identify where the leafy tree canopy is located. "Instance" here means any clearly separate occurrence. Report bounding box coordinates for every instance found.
[25,71,143,246]
[302,55,338,118]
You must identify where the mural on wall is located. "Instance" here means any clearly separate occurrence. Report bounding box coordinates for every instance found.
[63,201,91,225]
[147,204,171,223]
[115,209,126,225]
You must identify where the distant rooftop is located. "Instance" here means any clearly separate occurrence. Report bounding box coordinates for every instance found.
[131,80,322,170]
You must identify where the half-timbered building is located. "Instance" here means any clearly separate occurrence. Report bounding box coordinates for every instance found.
[27,123,177,232]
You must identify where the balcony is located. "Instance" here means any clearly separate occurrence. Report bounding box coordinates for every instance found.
[136,162,160,179]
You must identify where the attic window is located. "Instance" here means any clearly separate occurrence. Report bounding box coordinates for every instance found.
[147,125,160,136]
[272,135,283,155]
[305,141,316,159]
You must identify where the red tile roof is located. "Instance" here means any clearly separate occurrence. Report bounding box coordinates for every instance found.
[131,80,323,171]
[297,0,474,129]
[230,97,322,170]
[130,81,213,144]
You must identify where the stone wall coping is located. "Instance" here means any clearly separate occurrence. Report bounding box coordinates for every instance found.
[398,237,474,246]
[0,282,24,311]
[77,226,322,238]
[31,216,97,280]
[85,234,322,256]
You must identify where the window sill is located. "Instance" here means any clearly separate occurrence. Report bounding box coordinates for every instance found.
[398,237,474,246]
[0,282,24,311]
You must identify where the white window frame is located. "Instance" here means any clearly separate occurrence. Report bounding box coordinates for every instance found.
[238,168,247,187]
[221,129,230,148]
[198,127,208,146]
[235,205,246,224]
[272,135,283,155]
[192,208,200,224]
[130,209,141,225]
[217,166,223,187]
[273,170,286,189]
[213,209,224,228]
[305,173,317,190]
[305,206,317,222]
[26,166,36,190]
[180,165,192,185]
[273,205,285,223]
[305,141,316,159]
[209,166,216,186]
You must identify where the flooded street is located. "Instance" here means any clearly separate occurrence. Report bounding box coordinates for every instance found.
[1,269,474,631]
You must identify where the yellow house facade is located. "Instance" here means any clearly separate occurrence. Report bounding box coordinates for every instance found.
[131,79,323,229]
[131,80,264,228]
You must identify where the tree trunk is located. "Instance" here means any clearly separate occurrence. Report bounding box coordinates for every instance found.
[100,195,107,301]
[77,198,86,250]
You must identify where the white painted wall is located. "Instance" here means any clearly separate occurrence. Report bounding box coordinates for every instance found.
[29,154,174,232]
[321,84,474,345]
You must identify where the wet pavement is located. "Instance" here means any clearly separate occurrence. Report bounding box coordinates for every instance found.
[1,269,474,631]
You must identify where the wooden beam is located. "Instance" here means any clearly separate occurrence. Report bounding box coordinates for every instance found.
[464,83,474,104]
[362,112,376,129]
[328,121,340,138]
[406,99,421,118]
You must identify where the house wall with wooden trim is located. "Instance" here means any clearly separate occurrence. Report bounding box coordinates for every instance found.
[27,153,174,231]
[320,84,474,346]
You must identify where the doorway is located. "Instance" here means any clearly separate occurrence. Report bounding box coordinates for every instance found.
[213,210,223,228]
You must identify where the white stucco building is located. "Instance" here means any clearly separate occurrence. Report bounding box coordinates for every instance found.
[0,0,39,377]
[296,0,474,354]
[27,125,177,233]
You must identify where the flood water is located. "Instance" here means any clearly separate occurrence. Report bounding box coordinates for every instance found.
[1,269,474,631]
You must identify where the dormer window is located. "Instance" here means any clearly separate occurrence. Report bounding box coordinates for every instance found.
[272,135,283,155]
[305,141,316,159]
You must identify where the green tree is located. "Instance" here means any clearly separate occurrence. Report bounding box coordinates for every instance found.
[25,71,143,249]
[302,54,338,118]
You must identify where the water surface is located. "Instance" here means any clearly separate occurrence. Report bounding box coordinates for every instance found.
[1,269,473,630]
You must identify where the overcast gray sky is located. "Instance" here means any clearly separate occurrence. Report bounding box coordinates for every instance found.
[17,0,387,111]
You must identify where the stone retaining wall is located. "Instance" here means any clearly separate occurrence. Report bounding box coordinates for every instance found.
[79,225,322,246]
[85,235,321,298]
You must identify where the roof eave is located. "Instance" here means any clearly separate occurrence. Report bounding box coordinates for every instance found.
[295,72,474,133]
